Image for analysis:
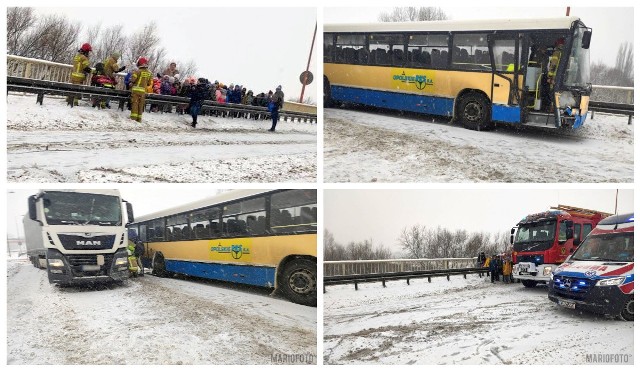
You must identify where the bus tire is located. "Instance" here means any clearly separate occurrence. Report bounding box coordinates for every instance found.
[280,258,317,306]
[323,77,333,108]
[521,280,538,288]
[152,252,168,278]
[457,92,492,131]
[620,296,633,321]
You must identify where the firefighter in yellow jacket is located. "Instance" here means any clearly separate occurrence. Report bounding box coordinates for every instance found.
[547,38,565,89]
[130,57,153,122]
[67,43,93,107]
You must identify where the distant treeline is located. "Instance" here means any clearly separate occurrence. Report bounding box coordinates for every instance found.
[590,42,634,104]
[324,226,510,261]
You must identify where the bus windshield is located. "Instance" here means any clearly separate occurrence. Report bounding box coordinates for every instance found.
[43,192,122,226]
[563,25,590,89]
[515,220,556,243]
[571,232,634,262]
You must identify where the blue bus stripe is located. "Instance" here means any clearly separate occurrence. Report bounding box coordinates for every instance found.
[165,260,276,288]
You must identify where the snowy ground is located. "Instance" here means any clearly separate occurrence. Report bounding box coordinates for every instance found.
[324,107,633,182]
[7,258,316,365]
[324,275,633,365]
[7,93,317,183]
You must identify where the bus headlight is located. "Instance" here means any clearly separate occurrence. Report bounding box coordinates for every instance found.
[48,259,65,268]
[595,277,625,286]
[543,266,553,276]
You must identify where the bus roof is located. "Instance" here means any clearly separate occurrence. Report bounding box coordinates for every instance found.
[325,16,580,33]
[134,189,275,223]
[39,189,121,197]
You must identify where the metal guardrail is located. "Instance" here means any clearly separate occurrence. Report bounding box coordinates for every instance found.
[323,267,490,291]
[589,100,634,125]
[7,77,317,123]
[324,257,477,277]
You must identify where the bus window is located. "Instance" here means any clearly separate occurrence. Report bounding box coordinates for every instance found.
[453,33,489,70]
[167,213,189,241]
[369,34,405,67]
[139,224,147,243]
[492,39,516,72]
[407,34,448,69]
[324,33,334,63]
[270,190,317,234]
[335,34,367,64]
[149,219,165,241]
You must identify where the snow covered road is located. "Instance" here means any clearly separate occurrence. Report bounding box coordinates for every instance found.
[324,107,633,182]
[7,94,317,182]
[7,259,317,365]
[324,275,633,365]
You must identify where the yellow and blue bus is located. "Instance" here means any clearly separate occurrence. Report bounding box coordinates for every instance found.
[324,17,592,130]
[128,189,317,306]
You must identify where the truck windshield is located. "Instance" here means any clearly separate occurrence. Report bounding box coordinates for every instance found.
[43,192,122,226]
[562,25,590,89]
[571,232,634,262]
[515,220,556,243]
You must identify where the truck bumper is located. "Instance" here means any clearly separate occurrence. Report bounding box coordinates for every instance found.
[46,248,129,284]
[513,263,555,282]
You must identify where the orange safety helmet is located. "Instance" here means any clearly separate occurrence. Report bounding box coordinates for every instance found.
[555,38,566,47]
[137,57,149,68]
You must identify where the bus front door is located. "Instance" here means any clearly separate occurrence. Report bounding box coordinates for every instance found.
[488,34,522,124]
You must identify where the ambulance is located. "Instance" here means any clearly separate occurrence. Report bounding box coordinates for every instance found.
[548,213,634,320]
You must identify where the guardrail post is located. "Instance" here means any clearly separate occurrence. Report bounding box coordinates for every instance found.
[629,116,633,125]
[463,273,467,279]
[591,110,595,120]
[428,277,431,283]
[323,285,326,294]
[406,278,410,285]
[354,282,358,291]
[382,279,386,288]
[446,274,450,281]
[36,93,44,105]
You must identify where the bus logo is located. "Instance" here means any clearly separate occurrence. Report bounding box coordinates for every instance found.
[211,242,250,260]
[392,71,433,90]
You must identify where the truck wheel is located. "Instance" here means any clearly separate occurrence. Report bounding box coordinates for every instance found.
[521,280,538,288]
[456,92,492,131]
[152,253,168,277]
[280,259,316,306]
[620,296,634,321]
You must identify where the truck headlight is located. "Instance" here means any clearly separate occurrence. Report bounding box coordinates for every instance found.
[543,266,553,276]
[115,257,128,266]
[48,258,65,268]
[595,277,625,286]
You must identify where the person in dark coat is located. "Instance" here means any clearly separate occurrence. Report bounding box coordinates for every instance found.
[477,251,486,268]
[189,77,210,128]
[268,85,284,131]
[489,255,502,283]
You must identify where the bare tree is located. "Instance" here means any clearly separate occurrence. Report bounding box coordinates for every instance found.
[379,7,449,22]
[398,224,428,259]
[7,7,36,55]
[615,42,634,84]
[124,22,162,72]
[92,24,128,65]
[17,14,81,63]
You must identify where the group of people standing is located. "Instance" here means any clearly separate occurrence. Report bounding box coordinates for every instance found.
[477,251,514,284]
[67,43,286,130]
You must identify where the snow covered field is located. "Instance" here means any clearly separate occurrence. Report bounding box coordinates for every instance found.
[7,93,317,183]
[7,258,317,365]
[324,275,633,365]
[324,107,633,182]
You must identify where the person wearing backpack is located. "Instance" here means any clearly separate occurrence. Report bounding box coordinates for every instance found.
[268,85,284,131]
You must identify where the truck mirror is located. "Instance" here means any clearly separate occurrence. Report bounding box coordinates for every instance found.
[581,30,592,49]
[566,227,574,241]
[28,195,38,221]
[510,227,515,235]
[126,202,134,223]
[510,235,514,244]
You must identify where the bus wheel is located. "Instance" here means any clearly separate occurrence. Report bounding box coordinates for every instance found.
[281,259,317,306]
[521,280,538,288]
[457,92,491,130]
[323,77,333,108]
[152,253,168,278]
[620,296,634,321]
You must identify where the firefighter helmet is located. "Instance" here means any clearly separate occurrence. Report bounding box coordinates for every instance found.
[80,43,92,52]
[137,57,149,68]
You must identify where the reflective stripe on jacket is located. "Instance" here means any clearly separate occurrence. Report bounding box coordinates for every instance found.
[71,53,90,79]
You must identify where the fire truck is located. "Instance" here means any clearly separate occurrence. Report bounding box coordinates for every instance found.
[511,205,611,288]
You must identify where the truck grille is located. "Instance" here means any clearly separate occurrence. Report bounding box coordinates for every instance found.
[552,274,595,300]
[516,254,544,265]
[58,234,116,250]
[66,253,114,277]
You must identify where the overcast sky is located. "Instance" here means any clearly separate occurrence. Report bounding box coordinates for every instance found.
[325,6,633,67]
[32,7,318,102]
[6,188,225,238]
[325,189,634,254]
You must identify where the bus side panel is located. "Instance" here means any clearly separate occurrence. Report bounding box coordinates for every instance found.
[332,85,454,116]
[165,260,276,288]
[491,104,521,123]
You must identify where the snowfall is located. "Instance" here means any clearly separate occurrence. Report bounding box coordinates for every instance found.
[324,275,633,365]
[6,257,317,365]
[6,93,317,183]
[324,107,633,182]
